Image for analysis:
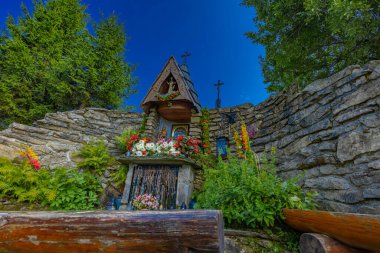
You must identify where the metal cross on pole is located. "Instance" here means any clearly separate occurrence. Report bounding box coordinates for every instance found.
[181,51,191,64]
[214,80,224,109]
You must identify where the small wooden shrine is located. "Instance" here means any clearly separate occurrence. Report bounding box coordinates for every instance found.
[120,56,203,210]
[141,56,201,124]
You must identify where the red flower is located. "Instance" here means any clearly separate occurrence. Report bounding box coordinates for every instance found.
[29,157,41,171]
[177,135,184,143]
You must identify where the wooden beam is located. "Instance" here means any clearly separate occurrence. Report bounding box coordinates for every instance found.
[0,210,224,253]
[300,233,369,253]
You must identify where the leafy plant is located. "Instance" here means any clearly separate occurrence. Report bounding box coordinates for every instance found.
[48,167,102,210]
[139,114,148,134]
[111,164,129,187]
[0,157,102,210]
[200,107,211,154]
[196,153,316,228]
[75,140,114,175]
[0,157,55,206]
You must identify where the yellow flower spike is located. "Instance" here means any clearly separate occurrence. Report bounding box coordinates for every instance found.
[241,122,251,154]
[234,129,241,155]
[26,146,39,161]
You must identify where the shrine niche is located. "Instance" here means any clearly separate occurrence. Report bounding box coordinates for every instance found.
[119,55,203,210]
[140,56,201,125]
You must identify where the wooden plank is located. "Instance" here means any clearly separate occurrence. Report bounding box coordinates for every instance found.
[300,233,368,253]
[0,210,224,253]
[283,208,380,252]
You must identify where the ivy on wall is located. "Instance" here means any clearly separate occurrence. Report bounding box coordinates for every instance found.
[200,108,211,154]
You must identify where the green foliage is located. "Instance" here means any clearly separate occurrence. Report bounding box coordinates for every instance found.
[200,107,211,154]
[0,157,54,205]
[115,128,138,152]
[0,0,136,129]
[196,154,316,228]
[0,157,102,210]
[48,167,102,210]
[139,114,148,134]
[243,0,380,92]
[76,140,114,175]
[111,164,129,187]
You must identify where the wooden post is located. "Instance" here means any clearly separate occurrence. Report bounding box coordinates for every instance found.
[0,210,224,253]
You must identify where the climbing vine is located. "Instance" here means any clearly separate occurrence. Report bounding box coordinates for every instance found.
[200,107,211,154]
[139,113,148,134]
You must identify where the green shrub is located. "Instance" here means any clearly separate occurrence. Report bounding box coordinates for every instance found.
[0,157,102,210]
[115,128,138,152]
[195,154,316,228]
[0,157,55,205]
[49,167,102,210]
[76,140,114,175]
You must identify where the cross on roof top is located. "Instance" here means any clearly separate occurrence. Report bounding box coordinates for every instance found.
[181,51,191,64]
[214,80,224,109]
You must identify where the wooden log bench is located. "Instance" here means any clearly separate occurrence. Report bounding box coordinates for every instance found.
[283,208,380,253]
[0,210,224,253]
[300,233,369,253]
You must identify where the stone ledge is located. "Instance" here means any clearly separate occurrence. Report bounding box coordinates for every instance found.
[118,156,202,169]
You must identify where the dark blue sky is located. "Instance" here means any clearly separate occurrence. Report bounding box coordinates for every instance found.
[0,0,268,111]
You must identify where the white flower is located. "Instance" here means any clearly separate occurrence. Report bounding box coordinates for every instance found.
[135,151,143,157]
[146,142,156,151]
[134,142,146,151]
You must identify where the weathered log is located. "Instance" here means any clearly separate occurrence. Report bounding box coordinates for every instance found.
[0,210,224,253]
[283,208,380,252]
[300,233,368,253]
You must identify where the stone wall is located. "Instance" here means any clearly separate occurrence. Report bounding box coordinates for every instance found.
[0,61,379,213]
[0,108,142,168]
[208,61,380,214]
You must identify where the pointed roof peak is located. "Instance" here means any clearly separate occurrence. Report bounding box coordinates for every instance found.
[140,56,201,114]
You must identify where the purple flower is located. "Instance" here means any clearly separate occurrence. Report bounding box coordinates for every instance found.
[247,124,256,138]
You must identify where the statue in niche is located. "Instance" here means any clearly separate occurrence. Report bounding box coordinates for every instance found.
[156,77,180,101]
[167,78,176,94]
[159,128,167,140]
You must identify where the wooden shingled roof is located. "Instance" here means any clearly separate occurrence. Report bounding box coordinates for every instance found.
[140,56,202,113]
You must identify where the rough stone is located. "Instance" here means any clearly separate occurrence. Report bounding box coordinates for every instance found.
[333,79,380,115]
[363,188,380,199]
[335,107,374,124]
[321,189,363,204]
[304,177,351,190]
[337,128,380,162]
[0,144,19,160]
[318,165,337,175]
[368,160,380,170]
